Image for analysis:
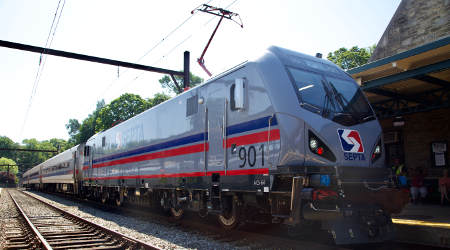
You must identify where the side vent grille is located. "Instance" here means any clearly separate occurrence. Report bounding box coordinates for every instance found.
[186,95,198,117]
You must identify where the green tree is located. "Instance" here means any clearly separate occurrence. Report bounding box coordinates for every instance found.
[0,137,70,175]
[159,72,204,94]
[18,139,56,168]
[327,45,375,70]
[0,157,18,175]
[0,157,18,184]
[77,115,96,143]
[66,100,105,144]
[148,92,171,107]
[0,136,19,160]
[96,93,150,131]
[48,138,73,152]
[65,119,80,144]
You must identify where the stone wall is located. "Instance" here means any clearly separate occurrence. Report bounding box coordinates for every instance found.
[380,108,450,174]
[370,0,450,62]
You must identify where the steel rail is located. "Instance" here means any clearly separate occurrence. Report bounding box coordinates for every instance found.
[20,190,161,250]
[8,191,53,250]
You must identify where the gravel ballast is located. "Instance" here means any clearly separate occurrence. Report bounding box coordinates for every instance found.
[20,190,245,250]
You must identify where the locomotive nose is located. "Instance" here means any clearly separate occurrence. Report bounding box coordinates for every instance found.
[304,119,382,168]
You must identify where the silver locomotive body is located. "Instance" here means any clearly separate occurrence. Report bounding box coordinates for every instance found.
[25,46,406,245]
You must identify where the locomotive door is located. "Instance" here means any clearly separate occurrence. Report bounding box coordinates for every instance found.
[206,85,228,175]
[73,151,78,194]
[86,145,94,182]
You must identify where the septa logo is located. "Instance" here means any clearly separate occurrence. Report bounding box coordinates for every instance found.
[337,129,364,153]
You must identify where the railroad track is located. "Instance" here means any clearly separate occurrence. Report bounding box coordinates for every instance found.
[3,189,160,250]
[21,190,442,250]
[21,190,344,249]
[1,198,40,249]
[30,190,344,249]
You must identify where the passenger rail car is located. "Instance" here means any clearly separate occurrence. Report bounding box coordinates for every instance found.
[40,145,83,193]
[23,164,41,189]
[23,144,84,193]
[23,46,407,245]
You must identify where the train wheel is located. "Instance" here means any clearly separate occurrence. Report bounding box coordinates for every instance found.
[101,191,109,204]
[197,192,208,218]
[198,208,208,218]
[115,191,124,207]
[170,207,184,220]
[218,196,240,230]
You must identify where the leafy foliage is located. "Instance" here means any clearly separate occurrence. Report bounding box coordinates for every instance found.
[159,72,204,94]
[96,93,151,131]
[0,157,19,174]
[0,136,19,159]
[66,100,105,145]
[149,92,171,107]
[0,157,18,184]
[327,45,375,70]
[19,139,54,167]
[0,157,18,174]
[0,136,71,175]
[65,119,80,143]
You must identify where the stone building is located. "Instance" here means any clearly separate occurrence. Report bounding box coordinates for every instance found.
[370,0,449,61]
[349,0,449,178]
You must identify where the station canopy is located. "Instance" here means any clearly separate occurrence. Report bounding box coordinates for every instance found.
[348,36,450,119]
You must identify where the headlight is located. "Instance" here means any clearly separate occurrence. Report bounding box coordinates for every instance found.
[371,139,382,162]
[374,145,381,154]
[309,139,318,150]
[308,131,336,162]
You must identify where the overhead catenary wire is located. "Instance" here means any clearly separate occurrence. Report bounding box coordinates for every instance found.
[124,0,240,88]
[19,0,66,140]
[121,34,193,93]
[97,0,215,100]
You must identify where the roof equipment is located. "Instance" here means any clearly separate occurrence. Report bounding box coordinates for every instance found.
[192,4,243,76]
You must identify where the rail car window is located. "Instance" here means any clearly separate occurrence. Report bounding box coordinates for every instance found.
[287,67,326,112]
[230,78,245,111]
[230,84,236,110]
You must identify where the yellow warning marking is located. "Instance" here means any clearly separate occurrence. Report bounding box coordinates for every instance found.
[392,218,450,229]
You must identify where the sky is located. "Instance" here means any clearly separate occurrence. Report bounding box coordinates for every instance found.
[0,0,401,143]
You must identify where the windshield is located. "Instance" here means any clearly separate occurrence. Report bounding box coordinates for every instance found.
[288,67,375,125]
[325,76,373,115]
[288,67,326,112]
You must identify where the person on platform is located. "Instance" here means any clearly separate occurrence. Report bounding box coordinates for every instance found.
[410,168,427,204]
[439,169,450,205]
[392,159,407,187]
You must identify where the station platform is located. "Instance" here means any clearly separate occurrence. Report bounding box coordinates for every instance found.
[392,203,450,248]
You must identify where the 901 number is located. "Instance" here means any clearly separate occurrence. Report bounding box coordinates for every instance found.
[237,144,265,168]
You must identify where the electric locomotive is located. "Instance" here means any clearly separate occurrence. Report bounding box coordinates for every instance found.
[23,46,407,245]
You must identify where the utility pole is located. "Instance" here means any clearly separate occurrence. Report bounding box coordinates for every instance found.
[7,164,10,187]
